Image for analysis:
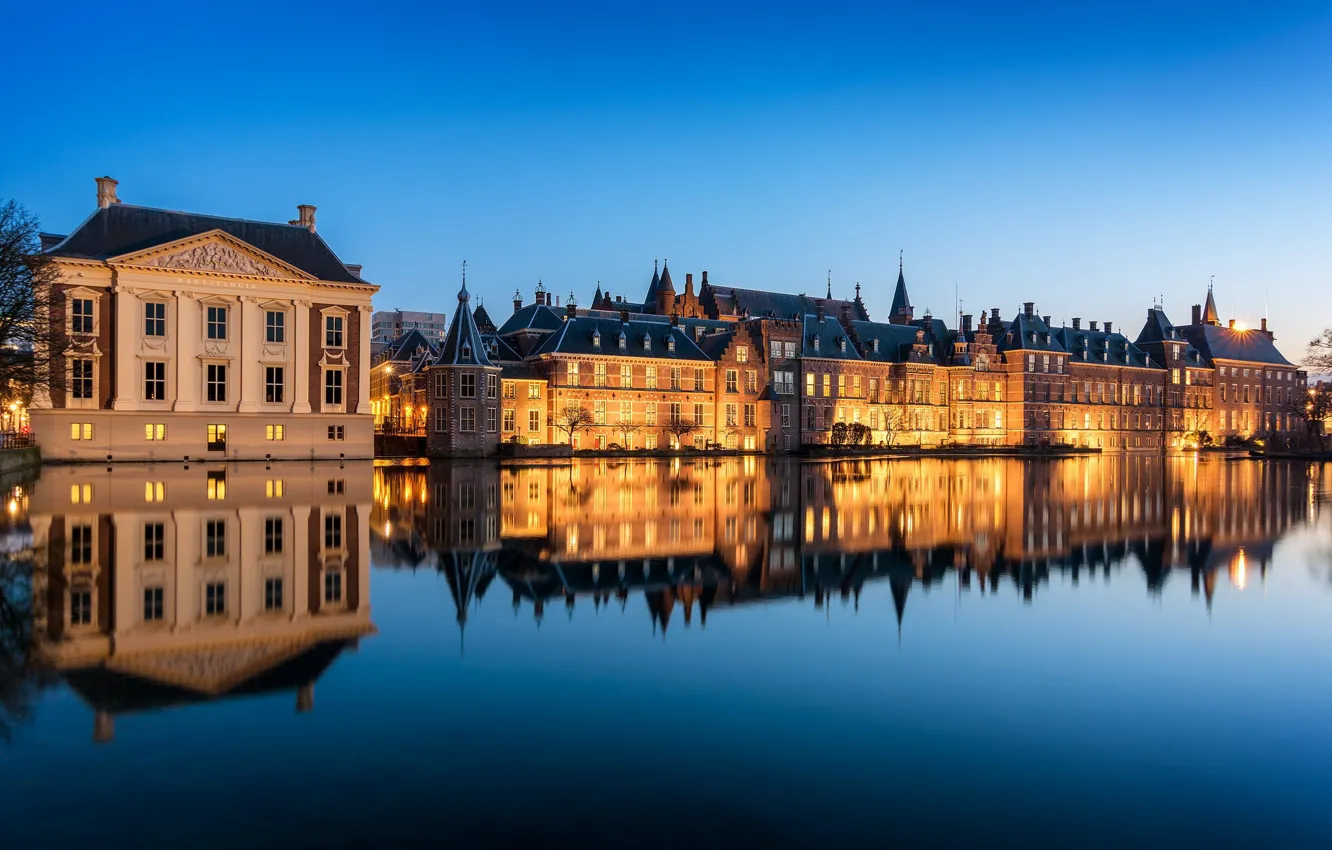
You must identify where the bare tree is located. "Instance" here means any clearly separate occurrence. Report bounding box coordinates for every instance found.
[1306,330,1332,374]
[0,200,58,407]
[612,419,641,448]
[553,403,595,446]
[662,417,700,450]
[1285,385,1331,449]
[880,406,907,447]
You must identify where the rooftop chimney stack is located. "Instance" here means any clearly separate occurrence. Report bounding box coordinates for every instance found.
[1042,315,1051,325]
[701,270,709,286]
[292,204,316,233]
[1228,319,1236,329]
[962,313,973,332]
[1260,317,1269,334]
[95,176,119,209]
[1104,321,1113,334]
[1191,304,1202,325]
[685,273,694,297]
[1089,320,1098,332]
[1023,302,1035,318]
[1072,317,1081,330]
[817,300,826,322]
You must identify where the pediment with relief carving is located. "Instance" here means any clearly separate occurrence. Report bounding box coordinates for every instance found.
[109,230,315,280]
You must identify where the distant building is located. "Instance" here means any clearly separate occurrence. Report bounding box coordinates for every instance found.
[371,309,450,346]
[422,259,1308,455]
[32,177,377,461]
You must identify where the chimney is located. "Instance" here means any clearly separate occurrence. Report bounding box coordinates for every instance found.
[817,300,826,322]
[1260,317,1268,333]
[1191,304,1201,325]
[513,290,523,312]
[670,312,680,327]
[620,308,629,323]
[701,270,709,286]
[1072,317,1081,330]
[1023,302,1035,318]
[685,273,694,297]
[1104,321,1113,334]
[95,176,119,209]
[565,299,575,319]
[292,204,316,232]
[556,295,561,307]
[1228,319,1235,329]
[1042,315,1051,325]
[962,314,973,332]
[1089,320,1098,332]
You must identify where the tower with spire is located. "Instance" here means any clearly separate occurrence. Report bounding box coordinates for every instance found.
[889,251,914,325]
[427,262,502,456]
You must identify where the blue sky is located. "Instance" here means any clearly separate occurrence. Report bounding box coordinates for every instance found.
[3,1,1330,356]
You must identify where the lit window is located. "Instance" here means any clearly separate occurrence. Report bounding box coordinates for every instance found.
[206,424,226,451]
[70,483,92,503]
[144,423,165,441]
[70,422,94,440]
[144,481,165,502]
[207,470,226,500]
[266,424,285,441]
[265,479,284,498]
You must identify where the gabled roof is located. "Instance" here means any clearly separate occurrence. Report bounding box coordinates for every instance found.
[496,303,564,336]
[472,303,497,334]
[849,321,921,362]
[997,312,1067,354]
[436,282,495,367]
[803,314,863,360]
[1053,325,1155,368]
[1134,308,1205,367]
[531,316,712,361]
[1180,324,1294,367]
[710,286,868,322]
[698,330,736,360]
[379,329,438,364]
[44,203,366,284]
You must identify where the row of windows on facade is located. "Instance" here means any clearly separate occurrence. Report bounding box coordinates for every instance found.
[67,476,342,507]
[66,421,347,445]
[69,298,349,347]
[70,361,347,407]
[67,570,345,627]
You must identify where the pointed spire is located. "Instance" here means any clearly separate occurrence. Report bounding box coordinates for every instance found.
[1202,276,1220,325]
[826,270,832,300]
[644,258,663,308]
[890,253,913,325]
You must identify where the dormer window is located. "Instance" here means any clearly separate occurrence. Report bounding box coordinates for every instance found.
[813,336,820,353]
[695,327,705,342]
[667,337,676,353]
[460,342,472,361]
[642,334,651,351]
[592,330,601,349]
[839,338,846,353]
[872,339,880,353]
[618,332,627,351]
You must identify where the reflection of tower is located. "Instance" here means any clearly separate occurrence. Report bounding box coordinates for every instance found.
[440,550,498,652]
[890,573,910,641]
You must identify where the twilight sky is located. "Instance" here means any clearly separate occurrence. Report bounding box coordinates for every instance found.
[3,1,1330,359]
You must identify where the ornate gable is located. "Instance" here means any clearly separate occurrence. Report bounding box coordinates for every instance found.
[109,229,315,280]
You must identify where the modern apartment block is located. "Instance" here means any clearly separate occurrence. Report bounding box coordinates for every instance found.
[424,259,1307,456]
[371,309,450,346]
[32,177,378,461]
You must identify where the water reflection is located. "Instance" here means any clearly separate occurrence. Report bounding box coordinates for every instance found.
[27,462,375,742]
[373,456,1320,636]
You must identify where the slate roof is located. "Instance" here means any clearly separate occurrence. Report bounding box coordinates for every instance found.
[1133,308,1206,367]
[480,333,522,363]
[642,262,662,308]
[1180,324,1294,367]
[472,303,497,333]
[532,316,712,362]
[379,329,438,364]
[849,321,922,362]
[1053,325,1155,368]
[802,314,863,360]
[496,303,565,335]
[710,286,869,322]
[500,361,543,381]
[698,330,736,360]
[44,203,366,284]
[1202,287,1220,325]
[436,283,495,367]
[996,312,1067,354]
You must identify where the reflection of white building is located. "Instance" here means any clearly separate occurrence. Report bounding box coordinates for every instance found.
[32,177,377,461]
[30,462,374,741]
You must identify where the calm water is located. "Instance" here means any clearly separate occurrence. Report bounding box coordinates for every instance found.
[3,456,1331,849]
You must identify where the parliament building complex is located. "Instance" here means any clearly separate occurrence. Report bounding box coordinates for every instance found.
[403,259,1307,456]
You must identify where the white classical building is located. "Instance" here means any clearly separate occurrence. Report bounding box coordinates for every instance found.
[32,177,377,461]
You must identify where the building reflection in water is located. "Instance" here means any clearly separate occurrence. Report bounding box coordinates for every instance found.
[28,462,375,742]
[373,456,1320,638]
